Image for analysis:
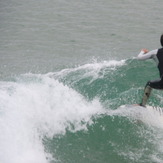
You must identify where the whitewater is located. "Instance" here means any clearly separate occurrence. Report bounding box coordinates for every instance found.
[0,73,103,163]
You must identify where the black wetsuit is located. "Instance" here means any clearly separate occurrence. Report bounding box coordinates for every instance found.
[137,48,163,89]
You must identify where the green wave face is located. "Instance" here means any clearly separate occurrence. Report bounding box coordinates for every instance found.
[53,59,159,108]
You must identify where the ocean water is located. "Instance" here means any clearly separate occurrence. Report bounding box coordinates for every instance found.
[1,0,163,163]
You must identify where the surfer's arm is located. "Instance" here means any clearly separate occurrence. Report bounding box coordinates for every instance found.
[137,49,158,60]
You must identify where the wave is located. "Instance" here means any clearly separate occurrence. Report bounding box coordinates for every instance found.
[1,59,163,163]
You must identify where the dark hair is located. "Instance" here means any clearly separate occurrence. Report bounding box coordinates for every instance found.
[160,34,163,47]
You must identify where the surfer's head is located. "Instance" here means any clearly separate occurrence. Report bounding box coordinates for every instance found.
[160,34,163,47]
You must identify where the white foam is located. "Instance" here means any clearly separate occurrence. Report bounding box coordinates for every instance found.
[0,75,104,163]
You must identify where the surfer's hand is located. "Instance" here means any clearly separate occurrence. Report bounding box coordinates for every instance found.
[141,49,149,54]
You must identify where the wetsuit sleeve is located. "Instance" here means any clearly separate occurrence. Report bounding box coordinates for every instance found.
[137,49,158,60]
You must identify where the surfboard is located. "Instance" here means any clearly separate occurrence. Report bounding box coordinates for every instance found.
[122,104,163,116]
[133,104,163,116]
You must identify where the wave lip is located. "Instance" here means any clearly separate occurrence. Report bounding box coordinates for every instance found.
[49,59,126,77]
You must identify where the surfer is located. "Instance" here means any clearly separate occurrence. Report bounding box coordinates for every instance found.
[137,34,163,106]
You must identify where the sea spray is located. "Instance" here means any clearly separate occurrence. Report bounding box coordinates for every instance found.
[0,74,104,163]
